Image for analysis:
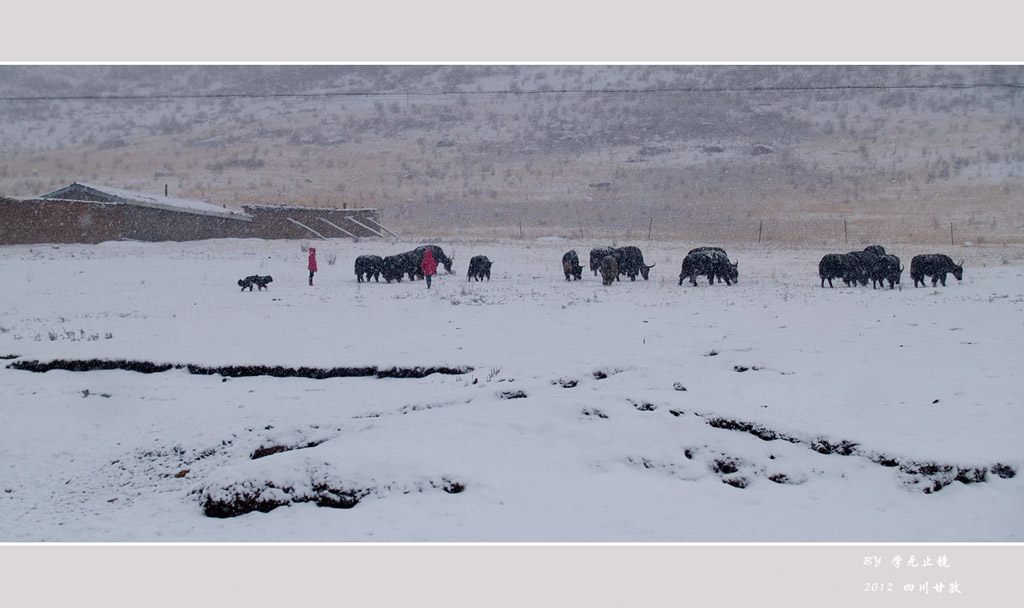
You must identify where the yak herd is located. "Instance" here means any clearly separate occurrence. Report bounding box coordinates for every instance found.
[349,243,964,289]
[354,245,493,283]
[354,245,454,283]
[818,246,964,289]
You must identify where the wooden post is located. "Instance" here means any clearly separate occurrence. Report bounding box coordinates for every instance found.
[758,220,763,243]
[951,222,954,246]
[648,217,653,240]
[844,219,848,244]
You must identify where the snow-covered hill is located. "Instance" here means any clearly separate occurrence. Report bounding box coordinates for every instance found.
[2,65,1022,244]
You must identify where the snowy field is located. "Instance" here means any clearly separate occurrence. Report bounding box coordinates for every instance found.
[0,237,1022,542]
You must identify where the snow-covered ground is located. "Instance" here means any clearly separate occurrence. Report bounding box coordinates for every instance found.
[1,237,1021,542]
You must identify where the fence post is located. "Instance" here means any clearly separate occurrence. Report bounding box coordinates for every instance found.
[951,222,954,246]
[758,220,763,244]
[844,219,848,245]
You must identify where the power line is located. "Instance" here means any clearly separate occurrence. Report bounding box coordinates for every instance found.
[0,82,1022,102]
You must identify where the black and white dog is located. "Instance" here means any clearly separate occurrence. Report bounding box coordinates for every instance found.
[238,275,274,291]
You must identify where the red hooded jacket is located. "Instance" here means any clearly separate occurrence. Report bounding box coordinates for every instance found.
[308,248,318,272]
[421,249,437,276]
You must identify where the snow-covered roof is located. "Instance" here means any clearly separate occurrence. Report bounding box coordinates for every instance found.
[242,203,375,212]
[38,182,251,221]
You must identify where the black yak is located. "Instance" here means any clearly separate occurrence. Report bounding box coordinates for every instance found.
[590,246,616,277]
[390,245,456,281]
[818,252,867,287]
[380,255,405,283]
[600,255,618,286]
[680,249,738,286]
[414,245,455,274]
[354,255,383,283]
[910,254,963,287]
[467,255,492,281]
[870,254,903,290]
[562,250,583,281]
[617,246,655,281]
[844,250,881,286]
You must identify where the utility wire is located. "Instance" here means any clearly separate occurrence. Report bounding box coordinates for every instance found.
[1,82,1022,102]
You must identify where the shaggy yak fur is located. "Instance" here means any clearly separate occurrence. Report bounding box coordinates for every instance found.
[600,255,618,286]
[562,250,583,281]
[467,255,493,281]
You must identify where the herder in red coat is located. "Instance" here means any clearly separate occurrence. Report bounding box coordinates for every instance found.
[308,247,318,286]
[421,248,437,289]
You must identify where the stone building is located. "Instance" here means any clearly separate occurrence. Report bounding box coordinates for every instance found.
[0,183,392,245]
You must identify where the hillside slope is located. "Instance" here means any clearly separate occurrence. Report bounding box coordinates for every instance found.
[1,65,1021,243]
